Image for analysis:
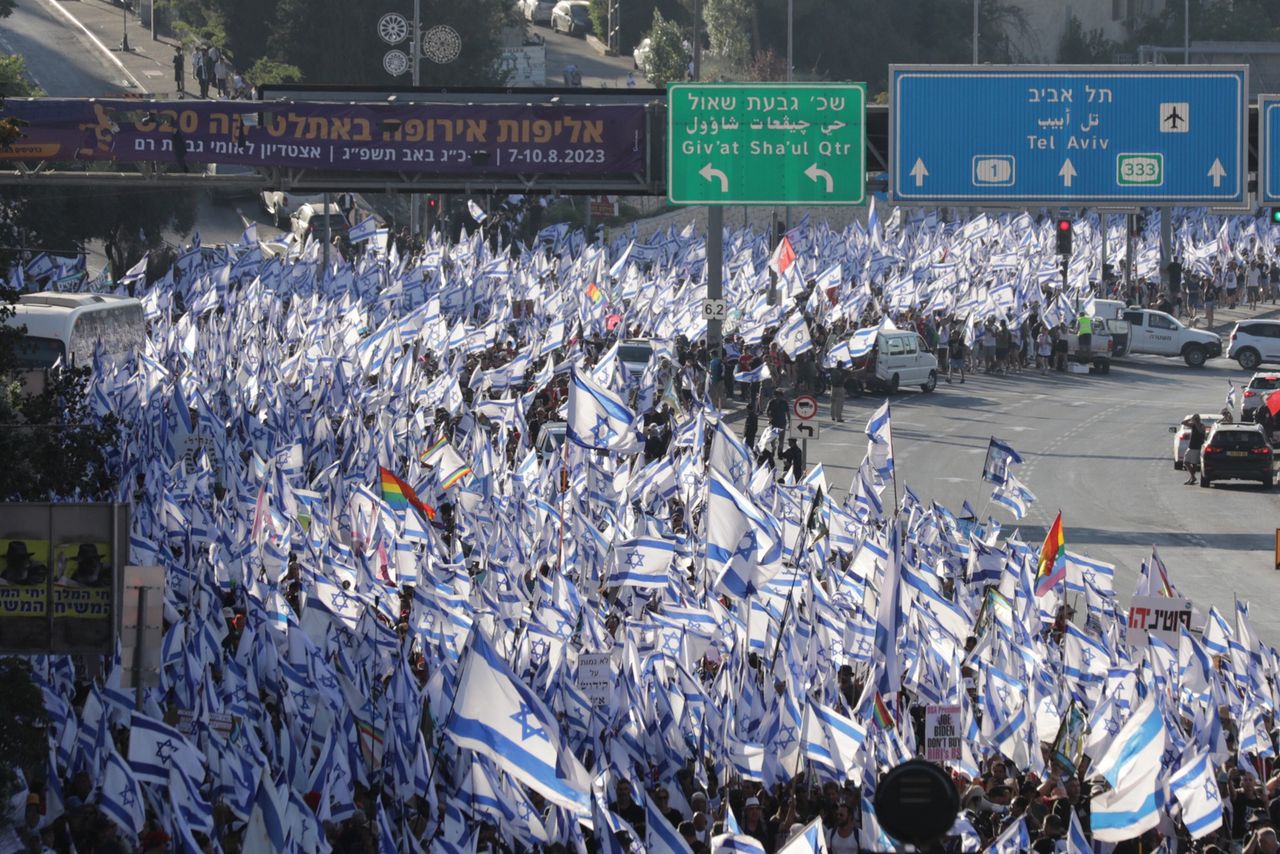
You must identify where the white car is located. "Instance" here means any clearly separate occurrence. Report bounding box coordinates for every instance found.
[523,0,555,25]
[1120,308,1222,367]
[1242,372,1280,423]
[847,330,939,394]
[1227,319,1280,371]
[1171,413,1220,470]
[262,191,323,229]
[633,38,652,73]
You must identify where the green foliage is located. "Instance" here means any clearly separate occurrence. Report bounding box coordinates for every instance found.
[1058,14,1117,64]
[246,57,303,86]
[0,54,40,98]
[641,10,688,88]
[0,659,48,822]
[0,183,195,283]
[704,0,752,75]
[589,0,609,44]
[1130,0,1280,46]
[0,0,14,19]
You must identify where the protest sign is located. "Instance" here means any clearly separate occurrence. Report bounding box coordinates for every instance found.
[925,704,962,762]
[578,651,613,709]
[1127,595,1193,647]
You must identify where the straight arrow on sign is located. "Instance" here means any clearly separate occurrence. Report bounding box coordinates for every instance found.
[804,163,834,193]
[1208,158,1226,188]
[699,163,729,192]
[1059,158,1076,187]
[910,158,929,187]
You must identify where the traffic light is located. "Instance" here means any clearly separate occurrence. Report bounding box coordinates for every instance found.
[1055,218,1073,256]
[1271,208,1280,225]
[426,195,439,233]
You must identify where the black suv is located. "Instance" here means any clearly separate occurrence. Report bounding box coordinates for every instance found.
[1200,424,1276,489]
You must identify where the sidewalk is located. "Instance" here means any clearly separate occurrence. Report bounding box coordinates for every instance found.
[45,0,181,95]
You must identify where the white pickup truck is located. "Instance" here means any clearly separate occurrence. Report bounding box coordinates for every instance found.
[1121,309,1223,367]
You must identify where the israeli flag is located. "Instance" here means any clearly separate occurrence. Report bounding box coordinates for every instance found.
[100,749,145,838]
[348,216,380,243]
[566,368,640,451]
[609,537,677,589]
[991,473,1036,520]
[981,437,1023,485]
[846,327,879,359]
[1090,694,1168,842]
[733,362,772,384]
[1168,746,1224,839]
[864,400,893,483]
[126,710,206,785]
[467,199,488,223]
[776,817,829,854]
[706,469,783,599]
[444,628,593,820]
[777,313,814,358]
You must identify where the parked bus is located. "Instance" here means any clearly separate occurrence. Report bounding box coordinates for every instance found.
[3,292,145,374]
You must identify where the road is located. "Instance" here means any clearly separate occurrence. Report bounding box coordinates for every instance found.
[798,353,1280,640]
[533,25,640,88]
[0,0,133,95]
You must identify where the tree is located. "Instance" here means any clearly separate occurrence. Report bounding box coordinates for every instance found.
[1058,14,1117,64]
[640,10,688,88]
[704,0,753,76]
[0,54,40,98]
[246,57,304,87]
[0,659,45,829]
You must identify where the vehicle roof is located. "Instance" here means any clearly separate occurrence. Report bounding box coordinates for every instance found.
[1247,372,1280,381]
[1234,319,1280,325]
[18,293,138,309]
[5,293,143,339]
[298,202,343,215]
[1209,423,1265,433]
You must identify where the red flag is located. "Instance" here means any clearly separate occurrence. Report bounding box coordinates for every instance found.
[768,235,796,275]
[1266,390,1280,418]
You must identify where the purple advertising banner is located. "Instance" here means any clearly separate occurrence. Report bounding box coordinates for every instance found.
[0,99,648,175]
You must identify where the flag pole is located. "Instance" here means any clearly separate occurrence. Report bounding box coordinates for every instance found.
[770,488,820,671]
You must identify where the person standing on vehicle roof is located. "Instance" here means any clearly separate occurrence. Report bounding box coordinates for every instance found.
[1074,309,1093,358]
[1182,413,1207,485]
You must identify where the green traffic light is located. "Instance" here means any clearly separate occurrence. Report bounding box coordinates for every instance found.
[1272,209,1280,224]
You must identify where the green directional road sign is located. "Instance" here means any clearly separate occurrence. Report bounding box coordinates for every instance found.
[667,82,866,206]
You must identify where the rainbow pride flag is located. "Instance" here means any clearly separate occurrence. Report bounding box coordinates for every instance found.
[1034,511,1066,597]
[378,467,435,520]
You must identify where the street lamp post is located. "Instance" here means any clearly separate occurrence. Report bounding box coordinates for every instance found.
[120,2,131,52]
[1184,0,1190,64]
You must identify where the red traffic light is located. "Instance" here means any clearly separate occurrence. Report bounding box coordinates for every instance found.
[1057,219,1071,231]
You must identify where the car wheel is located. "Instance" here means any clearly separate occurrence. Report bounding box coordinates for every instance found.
[1199,475,1210,488]
[1237,348,1261,370]
[921,370,936,393]
[889,374,900,394]
[1183,345,1206,368]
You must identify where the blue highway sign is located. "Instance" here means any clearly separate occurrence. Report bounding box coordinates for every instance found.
[1259,95,1280,205]
[890,65,1248,206]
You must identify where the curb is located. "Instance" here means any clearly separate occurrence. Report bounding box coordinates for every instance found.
[36,0,148,93]
[585,34,615,57]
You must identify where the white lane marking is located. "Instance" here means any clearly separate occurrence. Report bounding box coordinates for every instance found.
[35,0,146,92]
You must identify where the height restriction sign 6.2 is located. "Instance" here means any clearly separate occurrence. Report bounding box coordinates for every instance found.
[667,83,866,206]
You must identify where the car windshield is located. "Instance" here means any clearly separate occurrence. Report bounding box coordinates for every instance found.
[1211,430,1264,450]
[618,345,652,363]
[570,5,589,20]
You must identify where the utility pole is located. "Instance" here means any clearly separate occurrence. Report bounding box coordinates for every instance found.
[119,2,131,52]
[322,191,332,276]
[410,0,422,237]
[695,0,724,358]
[972,0,979,64]
[784,0,793,232]
[1184,0,1190,64]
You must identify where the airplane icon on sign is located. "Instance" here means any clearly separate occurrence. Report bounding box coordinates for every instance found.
[1160,102,1189,133]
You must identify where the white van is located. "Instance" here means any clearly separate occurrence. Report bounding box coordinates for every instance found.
[5,293,145,370]
[848,330,939,394]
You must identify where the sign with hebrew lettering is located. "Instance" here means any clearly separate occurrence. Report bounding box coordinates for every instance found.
[1126,595,1193,647]
[0,99,647,175]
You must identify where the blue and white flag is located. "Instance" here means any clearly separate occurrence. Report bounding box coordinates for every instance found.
[467,200,488,223]
[846,327,879,360]
[864,401,893,484]
[349,216,380,243]
[609,537,676,589]
[982,437,1023,485]
[733,362,772,384]
[126,710,206,786]
[567,368,640,452]
[991,473,1036,520]
[986,816,1029,853]
[1090,694,1168,842]
[1168,747,1224,839]
[444,628,593,820]
[776,817,828,854]
[100,748,145,840]
[706,469,783,599]
[777,313,814,358]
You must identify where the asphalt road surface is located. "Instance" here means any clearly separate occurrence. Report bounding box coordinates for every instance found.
[0,0,132,95]
[535,26,640,89]
[798,354,1280,640]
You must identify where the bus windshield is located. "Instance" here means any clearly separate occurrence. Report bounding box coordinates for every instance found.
[12,336,65,369]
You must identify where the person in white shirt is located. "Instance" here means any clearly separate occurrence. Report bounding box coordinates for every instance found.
[828,801,859,854]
